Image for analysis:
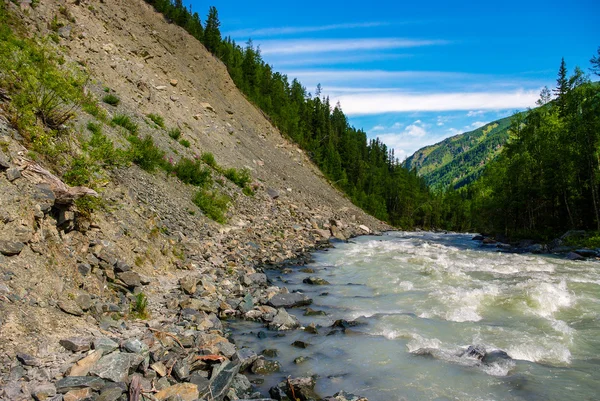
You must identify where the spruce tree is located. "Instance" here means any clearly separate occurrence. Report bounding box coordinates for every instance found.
[554,58,569,112]
[204,6,222,55]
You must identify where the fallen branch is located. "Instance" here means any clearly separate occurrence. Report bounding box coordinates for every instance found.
[148,327,185,349]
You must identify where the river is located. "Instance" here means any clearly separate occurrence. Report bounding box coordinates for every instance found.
[230,231,600,401]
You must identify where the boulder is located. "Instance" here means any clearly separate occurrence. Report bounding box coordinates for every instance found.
[6,167,21,182]
[323,391,369,401]
[32,383,57,401]
[16,353,39,366]
[232,348,258,371]
[471,235,484,241]
[266,188,280,199]
[575,248,598,257]
[58,300,84,316]
[268,293,312,308]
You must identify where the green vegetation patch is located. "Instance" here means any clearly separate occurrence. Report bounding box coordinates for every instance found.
[111,114,138,134]
[102,93,120,106]
[193,189,229,224]
[146,113,165,128]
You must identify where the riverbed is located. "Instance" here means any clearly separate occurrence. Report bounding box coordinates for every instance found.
[230,231,600,400]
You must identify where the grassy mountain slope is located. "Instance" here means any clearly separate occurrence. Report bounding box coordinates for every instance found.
[404,116,513,189]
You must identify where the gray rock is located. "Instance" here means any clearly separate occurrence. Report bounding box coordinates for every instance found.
[251,359,281,375]
[33,184,55,212]
[93,337,119,353]
[6,167,21,181]
[77,263,91,276]
[114,260,131,273]
[230,374,252,396]
[17,353,40,366]
[179,276,197,295]
[566,252,585,261]
[57,25,71,39]
[57,300,84,316]
[216,340,237,358]
[575,248,598,257]
[266,188,280,199]
[75,294,93,311]
[117,271,142,288]
[209,361,241,401]
[303,276,330,285]
[270,377,319,401]
[188,373,210,395]
[0,240,25,256]
[96,385,124,401]
[90,352,134,382]
[55,376,105,393]
[238,293,254,314]
[59,337,90,352]
[0,152,9,169]
[122,338,148,354]
[324,391,369,401]
[232,348,258,371]
[32,383,57,400]
[268,308,300,331]
[246,273,268,286]
[267,293,312,308]
[173,359,191,381]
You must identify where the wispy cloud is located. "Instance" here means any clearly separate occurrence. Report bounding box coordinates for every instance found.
[334,90,539,115]
[467,121,488,130]
[260,38,448,55]
[467,110,485,117]
[269,53,412,67]
[227,22,388,38]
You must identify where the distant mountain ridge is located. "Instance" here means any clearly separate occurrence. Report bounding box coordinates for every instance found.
[403,115,514,189]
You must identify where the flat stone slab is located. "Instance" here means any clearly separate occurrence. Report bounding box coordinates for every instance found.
[60,337,91,352]
[90,352,134,382]
[267,293,312,308]
[55,376,105,393]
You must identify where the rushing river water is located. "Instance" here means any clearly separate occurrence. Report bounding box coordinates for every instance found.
[230,231,600,401]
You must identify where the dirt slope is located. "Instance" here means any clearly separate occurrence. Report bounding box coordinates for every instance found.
[0,1,389,399]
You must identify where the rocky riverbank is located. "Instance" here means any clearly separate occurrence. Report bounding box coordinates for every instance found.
[471,230,600,261]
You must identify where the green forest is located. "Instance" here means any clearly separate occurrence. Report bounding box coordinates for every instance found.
[143,0,600,239]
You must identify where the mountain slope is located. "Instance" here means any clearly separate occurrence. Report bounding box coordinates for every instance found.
[404,116,513,189]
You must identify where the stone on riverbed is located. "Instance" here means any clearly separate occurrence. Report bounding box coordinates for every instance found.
[302,276,330,285]
[250,359,281,375]
[267,293,312,308]
[268,308,300,330]
[269,376,319,401]
[323,391,369,401]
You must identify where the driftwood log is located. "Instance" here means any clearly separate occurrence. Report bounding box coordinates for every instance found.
[17,158,98,204]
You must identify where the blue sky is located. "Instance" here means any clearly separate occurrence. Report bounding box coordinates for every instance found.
[190,0,599,160]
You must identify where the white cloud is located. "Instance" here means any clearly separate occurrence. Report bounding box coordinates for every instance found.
[405,124,427,137]
[270,53,412,67]
[333,90,539,115]
[467,110,485,117]
[259,38,448,55]
[370,125,385,131]
[227,22,387,38]
[392,122,403,129]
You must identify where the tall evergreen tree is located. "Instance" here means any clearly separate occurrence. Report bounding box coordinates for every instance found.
[204,6,222,55]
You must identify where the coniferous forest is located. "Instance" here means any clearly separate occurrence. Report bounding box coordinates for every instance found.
[143,0,600,239]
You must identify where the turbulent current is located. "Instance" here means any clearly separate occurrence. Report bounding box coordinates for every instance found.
[231,232,600,400]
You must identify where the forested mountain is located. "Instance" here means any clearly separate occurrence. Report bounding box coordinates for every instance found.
[404,116,513,189]
[440,56,600,237]
[142,0,435,228]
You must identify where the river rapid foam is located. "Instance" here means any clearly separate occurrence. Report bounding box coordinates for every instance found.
[230,232,600,401]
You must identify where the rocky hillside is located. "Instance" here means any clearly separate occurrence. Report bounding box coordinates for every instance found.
[0,1,388,400]
[404,116,513,189]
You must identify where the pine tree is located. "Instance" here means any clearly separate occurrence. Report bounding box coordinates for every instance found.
[204,6,221,55]
[554,58,569,113]
[590,47,600,77]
